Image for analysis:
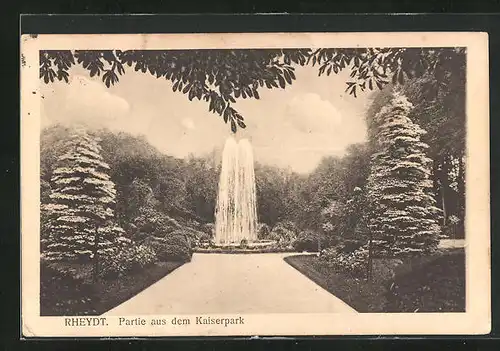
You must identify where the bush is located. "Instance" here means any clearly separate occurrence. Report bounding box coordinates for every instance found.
[257,223,271,239]
[385,251,465,312]
[146,230,193,263]
[132,208,181,242]
[294,230,323,252]
[269,221,298,247]
[40,260,98,316]
[202,223,215,237]
[99,244,157,279]
[319,245,369,278]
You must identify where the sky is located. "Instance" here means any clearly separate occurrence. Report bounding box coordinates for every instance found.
[40,61,372,174]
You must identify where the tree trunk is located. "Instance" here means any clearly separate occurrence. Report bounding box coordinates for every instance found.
[441,187,447,226]
[438,156,448,227]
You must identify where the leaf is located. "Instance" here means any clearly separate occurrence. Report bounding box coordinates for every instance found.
[284,70,292,84]
[277,75,286,89]
[223,108,230,123]
[230,119,237,133]
[102,71,111,88]
[392,70,399,85]
[173,81,179,92]
[209,97,215,111]
[237,119,246,128]
[253,89,260,99]
[397,69,405,85]
[246,87,253,98]
[116,62,125,75]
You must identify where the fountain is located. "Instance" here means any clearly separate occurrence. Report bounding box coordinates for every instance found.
[214,137,258,245]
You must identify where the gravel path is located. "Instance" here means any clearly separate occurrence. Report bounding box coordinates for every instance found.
[105,253,357,315]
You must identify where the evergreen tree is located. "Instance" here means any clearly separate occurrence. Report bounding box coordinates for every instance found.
[366,91,442,257]
[42,126,129,263]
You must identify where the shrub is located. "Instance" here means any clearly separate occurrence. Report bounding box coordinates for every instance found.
[294,230,323,252]
[202,223,215,237]
[320,245,369,278]
[257,223,271,239]
[269,221,298,247]
[146,230,193,263]
[40,260,98,316]
[99,244,157,279]
[132,208,181,242]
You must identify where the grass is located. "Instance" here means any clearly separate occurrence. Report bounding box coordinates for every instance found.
[98,261,184,314]
[40,260,185,316]
[284,249,465,313]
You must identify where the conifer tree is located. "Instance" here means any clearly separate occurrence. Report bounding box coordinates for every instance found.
[42,126,129,263]
[366,91,442,257]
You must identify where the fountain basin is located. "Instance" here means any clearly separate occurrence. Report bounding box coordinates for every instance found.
[193,239,296,254]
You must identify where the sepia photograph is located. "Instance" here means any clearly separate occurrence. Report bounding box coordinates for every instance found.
[21,32,490,336]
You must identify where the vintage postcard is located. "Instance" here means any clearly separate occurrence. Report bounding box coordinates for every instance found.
[21,32,490,337]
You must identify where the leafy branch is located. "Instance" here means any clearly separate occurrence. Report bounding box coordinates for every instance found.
[39,48,464,132]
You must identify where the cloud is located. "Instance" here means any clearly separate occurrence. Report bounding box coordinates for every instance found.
[42,75,130,129]
[284,93,342,133]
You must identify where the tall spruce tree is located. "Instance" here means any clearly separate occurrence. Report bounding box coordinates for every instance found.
[366,91,442,257]
[42,126,129,263]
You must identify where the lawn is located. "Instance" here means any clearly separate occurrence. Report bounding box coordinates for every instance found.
[284,249,465,313]
[40,260,185,316]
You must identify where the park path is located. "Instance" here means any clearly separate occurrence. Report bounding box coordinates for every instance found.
[105,253,357,315]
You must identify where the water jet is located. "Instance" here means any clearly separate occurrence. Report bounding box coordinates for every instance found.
[214,137,258,245]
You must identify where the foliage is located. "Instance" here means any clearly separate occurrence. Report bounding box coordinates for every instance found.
[257,223,271,239]
[320,200,345,244]
[146,231,193,263]
[183,155,219,222]
[340,187,369,242]
[367,49,466,234]
[40,260,98,316]
[304,144,371,233]
[285,254,388,312]
[254,163,304,227]
[99,244,157,279]
[386,250,465,312]
[132,199,181,241]
[42,127,129,262]
[319,245,369,278]
[268,221,298,246]
[286,250,465,312]
[40,48,463,132]
[294,230,324,252]
[366,91,442,257]
[442,215,462,239]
